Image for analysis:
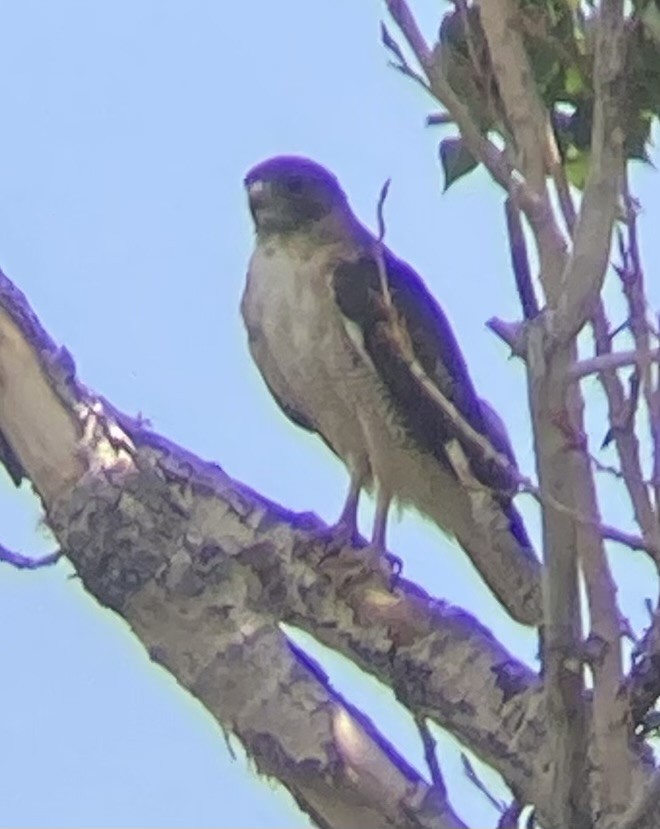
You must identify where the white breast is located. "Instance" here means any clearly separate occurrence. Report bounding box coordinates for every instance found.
[241,238,465,533]
[241,240,372,466]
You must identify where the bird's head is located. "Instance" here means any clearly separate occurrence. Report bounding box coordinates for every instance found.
[244,156,349,236]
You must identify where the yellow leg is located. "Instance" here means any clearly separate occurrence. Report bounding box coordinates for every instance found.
[370,486,391,554]
[332,464,365,542]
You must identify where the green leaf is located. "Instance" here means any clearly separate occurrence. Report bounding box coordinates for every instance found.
[565,147,590,189]
[642,0,660,46]
[564,65,584,96]
[439,137,479,190]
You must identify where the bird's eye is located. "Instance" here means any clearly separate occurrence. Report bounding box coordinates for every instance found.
[285,176,305,193]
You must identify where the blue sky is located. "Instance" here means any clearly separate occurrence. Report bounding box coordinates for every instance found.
[0,1,658,826]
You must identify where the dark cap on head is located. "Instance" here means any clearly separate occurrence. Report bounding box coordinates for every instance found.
[245,155,340,189]
[245,155,348,234]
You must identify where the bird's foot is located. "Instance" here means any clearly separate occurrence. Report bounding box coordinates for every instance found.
[332,540,401,589]
[362,543,402,587]
[328,515,362,547]
[314,519,362,568]
[312,527,400,587]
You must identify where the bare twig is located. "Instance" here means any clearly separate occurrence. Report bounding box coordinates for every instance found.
[385,0,565,262]
[582,443,659,496]
[592,304,660,556]
[460,752,505,814]
[0,543,61,569]
[381,22,433,95]
[476,0,548,193]
[599,524,656,555]
[618,178,660,521]
[568,348,660,382]
[370,175,542,622]
[426,112,454,126]
[383,306,660,560]
[486,317,526,355]
[549,129,578,238]
[565,9,633,811]
[476,0,569,296]
[376,178,391,244]
[534,144,632,827]
[415,716,446,797]
[374,178,393,307]
[550,0,627,345]
[505,196,539,321]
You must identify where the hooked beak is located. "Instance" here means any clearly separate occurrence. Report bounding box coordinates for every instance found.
[246,179,270,210]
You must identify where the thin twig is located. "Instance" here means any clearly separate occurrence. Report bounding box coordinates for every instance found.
[381,22,433,95]
[383,305,660,560]
[369,166,541,622]
[505,196,539,321]
[460,752,505,814]
[619,176,660,520]
[374,179,393,308]
[568,348,660,382]
[591,302,660,556]
[477,0,548,192]
[583,444,651,490]
[571,102,633,806]
[415,716,446,797]
[385,0,563,254]
[548,125,577,237]
[426,112,454,126]
[0,544,61,569]
[486,317,526,355]
[549,0,627,345]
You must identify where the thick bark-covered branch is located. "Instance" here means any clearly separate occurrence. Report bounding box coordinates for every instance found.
[0,258,655,828]
[0,264,549,811]
[0,269,473,829]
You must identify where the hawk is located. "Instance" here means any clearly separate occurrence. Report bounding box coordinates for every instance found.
[241,155,541,625]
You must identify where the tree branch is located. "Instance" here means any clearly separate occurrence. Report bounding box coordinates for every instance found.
[476,0,548,193]
[0,543,61,569]
[591,303,660,558]
[0,265,549,821]
[567,348,660,382]
[0,248,657,826]
[372,176,543,625]
[616,181,660,525]
[385,0,567,276]
[550,0,627,345]
[0,267,473,829]
[504,196,539,321]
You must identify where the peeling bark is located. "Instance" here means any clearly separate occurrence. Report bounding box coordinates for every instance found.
[0,237,657,829]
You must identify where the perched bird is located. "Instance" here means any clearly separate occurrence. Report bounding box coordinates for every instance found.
[241,155,541,625]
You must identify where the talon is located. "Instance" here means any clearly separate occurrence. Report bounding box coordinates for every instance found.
[328,517,362,547]
[360,542,399,587]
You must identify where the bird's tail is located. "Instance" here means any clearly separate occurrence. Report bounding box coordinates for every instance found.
[398,445,543,625]
[453,498,542,626]
[417,479,542,626]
